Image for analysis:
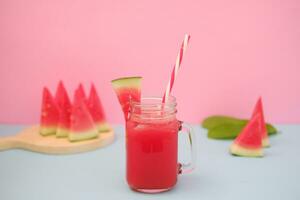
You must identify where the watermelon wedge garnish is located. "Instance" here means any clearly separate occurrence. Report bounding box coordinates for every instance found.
[111,76,142,120]
[229,114,263,157]
[40,87,60,136]
[55,81,72,137]
[69,89,99,142]
[87,83,110,132]
[251,97,270,147]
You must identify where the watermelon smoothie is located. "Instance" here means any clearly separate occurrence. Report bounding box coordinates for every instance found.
[125,96,195,193]
[126,118,179,191]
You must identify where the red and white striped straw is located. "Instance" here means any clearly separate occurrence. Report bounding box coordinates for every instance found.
[162,34,191,103]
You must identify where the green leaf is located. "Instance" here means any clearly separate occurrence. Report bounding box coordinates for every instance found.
[202,116,247,129]
[208,123,245,139]
[266,123,277,134]
[202,115,278,139]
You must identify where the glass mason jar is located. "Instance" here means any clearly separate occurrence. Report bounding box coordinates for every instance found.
[126,96,196,193]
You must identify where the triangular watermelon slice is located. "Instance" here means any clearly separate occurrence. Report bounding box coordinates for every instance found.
[111,77,142,120]
[40,87,60,136]
[251,97,270,147]
[55,81,72,137]
[75,83,87,103]
[229,114,263,157]
[87,83,110,132]
[69,89,99,142]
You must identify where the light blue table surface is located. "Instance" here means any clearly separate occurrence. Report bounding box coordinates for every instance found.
[0,124,299,200]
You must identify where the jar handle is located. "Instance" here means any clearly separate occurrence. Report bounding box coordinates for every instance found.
[178,121,197,174]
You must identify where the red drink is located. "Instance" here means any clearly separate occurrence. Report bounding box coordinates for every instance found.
[125,96,196,193]
[126,119,179,191]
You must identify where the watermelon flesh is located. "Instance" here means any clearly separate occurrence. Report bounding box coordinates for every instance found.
[230,114,263,157]
[87,83,110,132]
[69,88,98,142]
[251,97,270,147]
[55,81,72,137]
[111,77,142,120]
[75,83,87,103]
[40,87,60,136]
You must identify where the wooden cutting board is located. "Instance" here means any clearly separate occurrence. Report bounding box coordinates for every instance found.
[0,125,114,154]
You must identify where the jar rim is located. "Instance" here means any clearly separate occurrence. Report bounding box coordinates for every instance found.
[129,96,177,121]
[130,96,177,108]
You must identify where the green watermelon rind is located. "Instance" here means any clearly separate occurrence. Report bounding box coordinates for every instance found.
[68,129,99,142]
[97,122,111,132]
[56,128,69,137]
[40,126,57,136]
[111,76,142,89]
[230,143,263,157]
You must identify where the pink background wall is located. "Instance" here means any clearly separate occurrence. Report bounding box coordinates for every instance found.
[0,0,299,124]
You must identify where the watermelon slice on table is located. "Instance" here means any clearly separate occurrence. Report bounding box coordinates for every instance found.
[55,81,72,137]
[111,76,142,120]
[69,90,99,142]
[87,83,110,132]
[229,114,263,157]
[40,87,60,136]
[251,97,270,147]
